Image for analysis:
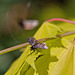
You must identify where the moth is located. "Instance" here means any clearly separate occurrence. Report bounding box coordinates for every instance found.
[27,37,48,51]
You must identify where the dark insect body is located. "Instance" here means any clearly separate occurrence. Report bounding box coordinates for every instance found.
[27,37,48,51]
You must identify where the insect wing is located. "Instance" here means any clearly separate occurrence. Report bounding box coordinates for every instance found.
[27,37,37,46]
[34,43,48,49]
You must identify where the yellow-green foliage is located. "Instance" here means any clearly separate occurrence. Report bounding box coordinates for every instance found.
[5,22,75,75]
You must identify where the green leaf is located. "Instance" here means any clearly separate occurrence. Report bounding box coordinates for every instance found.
[48,35,75,75]
[25,52,41,71]
[5,46,31,75]
[34,22,62,39]
[5,22,75,75]
[57,19,75,32]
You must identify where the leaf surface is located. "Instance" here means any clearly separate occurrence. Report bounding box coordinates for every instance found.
[48,35,75,75]
[57,19,75,32]
[5,22,75,75]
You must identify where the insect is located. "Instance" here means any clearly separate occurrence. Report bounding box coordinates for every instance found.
[18,18,39,30]
[27,37,48,51]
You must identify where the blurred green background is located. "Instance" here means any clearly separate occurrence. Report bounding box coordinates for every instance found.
[0,0,75,74]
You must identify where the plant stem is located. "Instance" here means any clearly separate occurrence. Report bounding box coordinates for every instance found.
[0,31,75,55]
[46,18,75,24]
[0,42,29,55]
